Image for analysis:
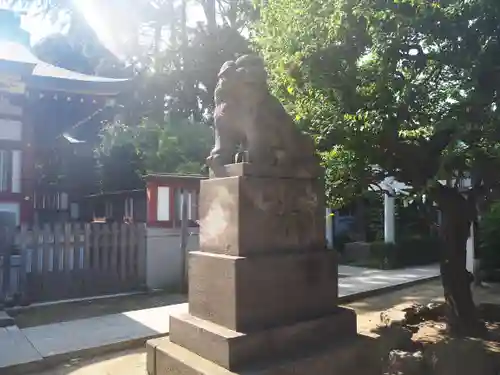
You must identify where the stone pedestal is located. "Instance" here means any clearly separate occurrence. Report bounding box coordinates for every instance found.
[147,164,368,375]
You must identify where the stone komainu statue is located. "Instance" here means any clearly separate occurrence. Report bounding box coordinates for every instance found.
[207,54,319,177]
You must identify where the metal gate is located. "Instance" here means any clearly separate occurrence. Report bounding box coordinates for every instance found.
[0,212,17,306]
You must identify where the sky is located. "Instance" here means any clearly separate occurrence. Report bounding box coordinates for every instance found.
[2,0,206,58]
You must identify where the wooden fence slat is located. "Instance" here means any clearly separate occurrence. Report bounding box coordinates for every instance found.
[9,223,148,304]
[102,224,109,271]
[72,223,82,271]
[102,223,111,295]
[49,223,62,301]
[72,223,83,297]
[18,224,28,303]
[84,223,91,295]
[119,223,128,286]
[102,224,110,293]
[92,224,99,270]
[137,224,147,288]
[32,225,42,301]
[41,224,53,301]
[62,223,72,299]
[127,223,136,289]
[31,225,39,274]
[0,226,13,300]
[25,225,39,302]
[110,222,119,292]
[91,223,101,295]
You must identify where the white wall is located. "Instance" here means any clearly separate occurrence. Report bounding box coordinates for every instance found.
[146,227,199,290]
[0,203,20,225]
[466,223,474,273]
[0,119,22,141]
[11,150,21,193]
[0,96,22,117]
[0,74,25,95]
[157,186,170,221]
[325,208,333,249]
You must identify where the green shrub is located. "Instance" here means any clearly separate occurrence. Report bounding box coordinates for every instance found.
[396,236,441,267]
[479,200,500,271]
[370,241,398,269]
[334,232,352,253]
[369,236,441,269]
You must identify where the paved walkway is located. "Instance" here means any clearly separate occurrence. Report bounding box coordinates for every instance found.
[0,264,439,373]
[338,264,440,300]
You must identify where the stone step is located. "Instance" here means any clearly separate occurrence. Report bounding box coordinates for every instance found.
[147,334,378,375]
[169,307,356,371]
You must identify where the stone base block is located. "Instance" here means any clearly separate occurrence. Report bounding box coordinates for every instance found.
[208,162,324,179]
[0,311,15,327]
[189,250,338,331]
[147,333,379,375]
[169,307,356,371]
[199,175,325,257]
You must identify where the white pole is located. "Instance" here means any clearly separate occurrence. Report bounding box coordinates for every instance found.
[325,208,333,249]
[180,190,189,293]
[466,222,474,274]
[384,194,396,244]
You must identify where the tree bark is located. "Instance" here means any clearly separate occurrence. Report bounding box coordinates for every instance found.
[202,0,217,34]
[436,188,487,337]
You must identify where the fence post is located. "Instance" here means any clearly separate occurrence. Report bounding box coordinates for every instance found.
[180,190,189,293]
[119,223,127,284]
[110,222,119,291]
[83,223,91,295]
[18,224,28,304]
[137,224,147,289]
[0,226,13,306]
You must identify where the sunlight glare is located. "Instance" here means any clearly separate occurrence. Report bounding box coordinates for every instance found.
[71,0,141,60]
[72,0,206,60]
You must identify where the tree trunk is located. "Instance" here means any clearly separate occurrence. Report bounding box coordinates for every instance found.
[437,189,487,337]
[354,196,366,241]
[203,0,217,33]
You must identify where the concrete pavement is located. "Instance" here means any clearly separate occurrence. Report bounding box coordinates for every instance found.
[338,264,440,301]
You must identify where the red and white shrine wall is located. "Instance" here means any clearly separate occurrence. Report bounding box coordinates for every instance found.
[146,174,205,228]
[0,74,33,225]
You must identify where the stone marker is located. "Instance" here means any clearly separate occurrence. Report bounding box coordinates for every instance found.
[146,54,374,375]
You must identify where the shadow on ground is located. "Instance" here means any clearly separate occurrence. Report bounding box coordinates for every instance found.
[36,348,148,375]
[9,292,186,328]
[344,281,445,315]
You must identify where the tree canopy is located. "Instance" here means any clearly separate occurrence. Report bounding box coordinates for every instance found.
[97,118,212,191]
[257,0,500,336]
[6,0,256,192]
[258,0,500,194]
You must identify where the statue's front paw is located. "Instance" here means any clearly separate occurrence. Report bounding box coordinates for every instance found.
[206,156,228,178]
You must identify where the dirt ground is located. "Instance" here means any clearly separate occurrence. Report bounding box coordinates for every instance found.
[30,280,500,375]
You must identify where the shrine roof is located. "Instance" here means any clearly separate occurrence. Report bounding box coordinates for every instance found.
[0,41,131,95]
[145,173,207,182]
[84,189,145,199]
